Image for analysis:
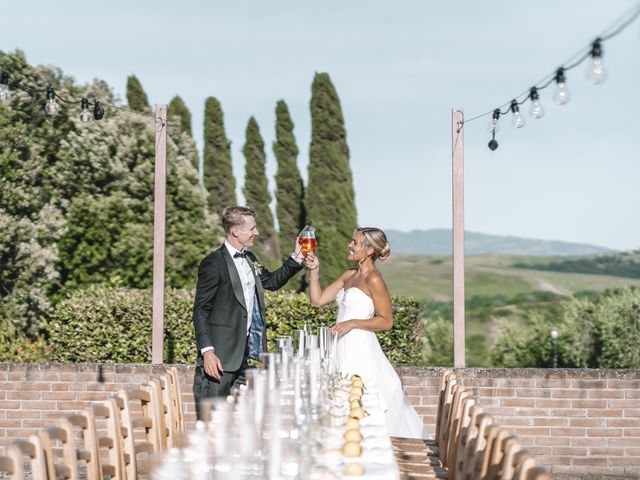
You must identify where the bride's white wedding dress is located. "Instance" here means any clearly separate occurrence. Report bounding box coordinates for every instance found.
[335,287,430,439]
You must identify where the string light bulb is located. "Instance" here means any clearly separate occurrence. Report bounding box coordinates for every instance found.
[588,38,605,84]
[528,87,544,119]
[0,72,10,102]
[93,100,105,120]
[553,68,570,105]
[79,97,93,122]
[487,109,500,151]
[487,108,500,134]
[510,100,525,128]
[44,86,60,115]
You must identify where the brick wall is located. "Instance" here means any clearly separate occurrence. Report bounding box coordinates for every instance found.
[1,363,638,477]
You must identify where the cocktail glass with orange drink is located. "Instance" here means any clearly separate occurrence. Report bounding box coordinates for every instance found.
[297,225,317,255]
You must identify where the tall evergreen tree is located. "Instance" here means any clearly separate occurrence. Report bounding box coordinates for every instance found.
[126,75,151,113]
[168,95,200,174]
[168,95,193,137]
[242,117,279,264]
[306,73,357,285]
[273,100,305,253]
[203,97,236,215]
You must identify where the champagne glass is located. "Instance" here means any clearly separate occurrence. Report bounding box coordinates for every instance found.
[297,225,317,255]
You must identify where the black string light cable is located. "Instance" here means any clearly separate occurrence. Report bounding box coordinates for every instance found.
[460,2,640,151]
[0,68,168,126]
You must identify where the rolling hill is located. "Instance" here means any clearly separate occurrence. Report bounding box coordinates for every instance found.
[385,229,617,256]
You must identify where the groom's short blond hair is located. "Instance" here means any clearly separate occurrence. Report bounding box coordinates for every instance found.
[222,206,256,234]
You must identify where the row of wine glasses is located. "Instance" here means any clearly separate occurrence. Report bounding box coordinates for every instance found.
[153,329,342,480]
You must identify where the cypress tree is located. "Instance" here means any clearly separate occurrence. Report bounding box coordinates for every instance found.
[168,95,193,137]
[306,73,357,285]
[242,117,279,264]
[202,97,236,214]
[126,75,151,113]
[168,95,200,174]
[273,100,305,254]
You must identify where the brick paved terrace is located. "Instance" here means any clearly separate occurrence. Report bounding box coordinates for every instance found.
[0,364,638,478]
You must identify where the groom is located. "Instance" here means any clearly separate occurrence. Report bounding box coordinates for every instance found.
[192,206,305,414]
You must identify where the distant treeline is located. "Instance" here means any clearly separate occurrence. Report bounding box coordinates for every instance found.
[513,253,640,279]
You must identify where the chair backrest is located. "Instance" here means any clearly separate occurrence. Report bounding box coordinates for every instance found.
[115,385,162,480]
[153,375,178,449]
[441,384,472,466]
[446,395,476,473]
[65,409,102,480]
[507,449,536,480]
[39,421,79,480]
[166,367,185,433]
[434,370,455,442]
[0,445,24,479]
[525,465,554,480]
[12,435,48,480]
[452,403,484,479]
[479,425,512,480]
[462,412,494,480]
[92,398,126,480]
[436,375,458,450]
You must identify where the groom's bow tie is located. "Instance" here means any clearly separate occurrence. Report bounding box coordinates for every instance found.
[233,251,246,258]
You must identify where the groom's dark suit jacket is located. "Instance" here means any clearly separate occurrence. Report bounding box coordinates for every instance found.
[192,244,303,372]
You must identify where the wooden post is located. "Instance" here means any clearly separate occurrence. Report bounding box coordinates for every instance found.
[152,105,167,364]
[452,108,465,368]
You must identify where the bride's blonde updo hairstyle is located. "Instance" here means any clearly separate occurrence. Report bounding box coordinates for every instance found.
[357,227,391,262]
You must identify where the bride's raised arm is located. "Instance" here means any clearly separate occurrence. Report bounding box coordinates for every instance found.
[307,255,353,307]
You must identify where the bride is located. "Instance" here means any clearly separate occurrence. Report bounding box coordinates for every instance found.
[305,227,429,439]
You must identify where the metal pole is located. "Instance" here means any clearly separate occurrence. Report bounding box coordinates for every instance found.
[452,108,465,368]
[152,105,167,364]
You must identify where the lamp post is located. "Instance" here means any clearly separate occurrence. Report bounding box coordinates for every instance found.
[550,325,559,368]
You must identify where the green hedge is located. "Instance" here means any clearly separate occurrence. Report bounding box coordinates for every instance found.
[46,286,425,365]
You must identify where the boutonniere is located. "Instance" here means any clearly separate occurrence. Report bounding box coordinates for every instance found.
[252,260,264,276]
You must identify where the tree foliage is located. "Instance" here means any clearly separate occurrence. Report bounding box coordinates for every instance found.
[202,97,236,215]
[126,74,151,113]
[242,117,279,265]
[168,95,193,137]
[273,100,305,258]
[491,287,640,368]
[306,73,357,285]
[0,51,220,336]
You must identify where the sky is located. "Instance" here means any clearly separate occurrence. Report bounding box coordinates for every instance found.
[3,1,640,250]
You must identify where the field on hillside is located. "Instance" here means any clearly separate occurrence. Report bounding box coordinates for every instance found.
[379,253,640,303]
[378,253,640,367]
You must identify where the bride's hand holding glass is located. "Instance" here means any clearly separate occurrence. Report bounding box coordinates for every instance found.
[304,253,319,270]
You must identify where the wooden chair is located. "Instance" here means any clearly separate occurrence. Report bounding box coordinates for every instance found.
[452,403,484,480]
[477,425,512,480]
[460,412,494,480]
[507,449,536,480]
[115,384,164,480]
[65,409,103,480]
[524,465,554,480]
[166,367,185,434]
[153,373,185,449]
[39,420,79,480]
[92,398,126,480]
[12,435,48,480]
[0,445,24,479]
[440,384,473,467]
[446,395,476,475]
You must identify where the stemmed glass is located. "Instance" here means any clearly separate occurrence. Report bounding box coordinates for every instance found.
[297,225,317,255]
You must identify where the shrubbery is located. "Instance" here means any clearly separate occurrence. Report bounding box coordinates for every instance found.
[491,287,640,368]
[45,286,426,365]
